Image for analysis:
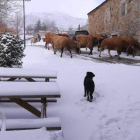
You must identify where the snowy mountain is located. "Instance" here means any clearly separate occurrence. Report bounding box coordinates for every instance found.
[26,12,87,30]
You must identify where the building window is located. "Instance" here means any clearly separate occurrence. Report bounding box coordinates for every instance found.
[105,13,108,22]
[120,0,127,18]
[105,7,111,23]
[121,3,125,16]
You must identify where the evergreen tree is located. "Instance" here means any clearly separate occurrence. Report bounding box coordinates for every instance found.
[41,22,47,31]
[0,32,25,68]
[34,20,42,33]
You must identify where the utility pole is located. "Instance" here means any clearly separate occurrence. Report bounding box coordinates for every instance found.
[23,0,25,49]
[15,12,18,36]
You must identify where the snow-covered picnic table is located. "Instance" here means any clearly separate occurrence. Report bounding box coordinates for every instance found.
[0,82,61,118]
[0,68,57,82]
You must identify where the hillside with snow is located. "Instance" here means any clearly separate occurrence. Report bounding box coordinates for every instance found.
[26,12,87,30]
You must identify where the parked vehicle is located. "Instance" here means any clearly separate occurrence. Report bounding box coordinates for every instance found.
[73,30,89,40]
[74,30,89,36]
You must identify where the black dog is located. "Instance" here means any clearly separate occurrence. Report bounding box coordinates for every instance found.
[84,72,95,102]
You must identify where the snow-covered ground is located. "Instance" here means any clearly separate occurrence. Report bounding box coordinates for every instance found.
[1,40,140,140]
[20,35,33,40]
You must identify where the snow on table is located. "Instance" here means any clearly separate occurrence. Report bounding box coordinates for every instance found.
[0,128,64,140]
[0,68,57,78]
[0,117,61,130]
[0,82,60,98]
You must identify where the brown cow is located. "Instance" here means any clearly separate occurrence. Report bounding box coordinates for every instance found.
[57,33,69,37]
[89,33,108,51]
[42,37,49,49]
[44,32,56,50]
[76,34,98,55]
[51,35,76,58]
[42,37,46,42]
[117,36,140,57]
[99,38,130,59]
[89,33,104,39]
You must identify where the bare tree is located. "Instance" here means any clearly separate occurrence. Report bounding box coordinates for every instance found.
[0,0,24,34]
[10,11,23,35]
[0,20,16,33]
[0,0,8,20]
[35,19,58,32]
[41,22,47,31]
[34,19,42,33]
[48,20,58,32]
[26,24,33,34]
[0,0,22,22]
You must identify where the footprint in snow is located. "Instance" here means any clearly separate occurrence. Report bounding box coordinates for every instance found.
[107,100,115,107]
[134,102,140,105]
[105,118,121,125]
[118,110,124,113]
[93,92,100,101]
[80,98,86,102]
[89,107,94,110]
[99,114,108,120]
[75,98,87,106]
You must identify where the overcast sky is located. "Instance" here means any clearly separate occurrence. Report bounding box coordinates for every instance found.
[25,0,105,19]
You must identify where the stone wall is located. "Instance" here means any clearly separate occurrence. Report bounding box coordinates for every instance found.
[88,0,140,41]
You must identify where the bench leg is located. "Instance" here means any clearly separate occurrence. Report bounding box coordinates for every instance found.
[45,78,49,82]
[10,98,41,117]
[41,98,47,118]
[7,78,17,81]
[25,78,36,82]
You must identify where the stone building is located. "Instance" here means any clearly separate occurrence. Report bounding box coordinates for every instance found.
[88,0,140,41]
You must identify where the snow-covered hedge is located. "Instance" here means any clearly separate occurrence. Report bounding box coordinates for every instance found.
[0,32,25,68]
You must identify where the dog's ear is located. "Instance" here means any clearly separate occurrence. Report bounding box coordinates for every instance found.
[86,72,90,76]
[92,73,95,77]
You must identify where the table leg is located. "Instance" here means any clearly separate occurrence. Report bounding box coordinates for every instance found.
[7,78,17,81]
[41,98,47,118]
[10,98,41,117]
[45,78,49,82]
[25,78,36,82]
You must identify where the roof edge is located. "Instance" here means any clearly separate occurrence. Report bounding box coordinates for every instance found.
[87,0,109,15]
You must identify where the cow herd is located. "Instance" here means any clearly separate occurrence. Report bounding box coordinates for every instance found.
[31,32,140,59]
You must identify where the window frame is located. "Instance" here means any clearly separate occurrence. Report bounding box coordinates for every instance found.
[105,6,111,23]
[119,0,127,18]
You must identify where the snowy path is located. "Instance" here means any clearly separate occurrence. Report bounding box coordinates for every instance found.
[27,41,140,66]
[1,43,140,140]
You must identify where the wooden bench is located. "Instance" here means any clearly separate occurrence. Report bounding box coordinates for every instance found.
[0,68,57,82]
[0,112,63,139]
[0,98,57,103]
[0,129,64,140]
[0,82,61,118]
[0,117,61,131]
